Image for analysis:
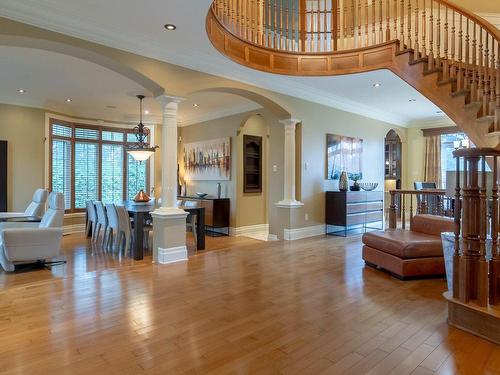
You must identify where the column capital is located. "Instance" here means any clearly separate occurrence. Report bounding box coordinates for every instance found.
[279,118,301,129]
[156,94,185,108]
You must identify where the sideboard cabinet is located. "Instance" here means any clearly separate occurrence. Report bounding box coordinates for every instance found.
[325,191,383,236]
[178,196,230,233]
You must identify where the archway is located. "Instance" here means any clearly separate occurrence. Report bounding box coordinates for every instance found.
[0,35,165,97]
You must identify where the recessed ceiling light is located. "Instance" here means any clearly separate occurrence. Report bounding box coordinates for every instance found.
[17,89,26,93]
[193,103,199,107]
[144,110,149,115]
[408,99,416,102]
[373,83,381,88]
[66,98,72,103]
[164,24,177,31]
[106,105,117,109]
[436,110,443,114]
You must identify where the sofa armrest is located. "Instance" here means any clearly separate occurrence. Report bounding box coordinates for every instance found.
[1,228,63,262]
[0,222,39,230]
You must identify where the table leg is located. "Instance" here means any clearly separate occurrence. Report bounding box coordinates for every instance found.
[196,209,205,250]
[133,211,144,260]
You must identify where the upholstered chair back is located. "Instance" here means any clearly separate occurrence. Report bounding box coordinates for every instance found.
[39,192,65,228]
[95,202,108,226]
[86,201,97,222]
[24,189,49,217]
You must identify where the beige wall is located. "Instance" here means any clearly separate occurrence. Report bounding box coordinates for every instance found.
[236,114,268,227]
[288,96,407,229]
[449,0,500,13]
[0,103,45,211]
[178,111,277,229]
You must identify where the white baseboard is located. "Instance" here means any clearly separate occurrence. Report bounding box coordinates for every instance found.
[157,246,188,264]
[283,225,325,241]
[230,224,270,241]
[63,224,85,235]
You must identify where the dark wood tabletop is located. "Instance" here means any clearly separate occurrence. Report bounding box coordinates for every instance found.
[122,200,205,260]
[0,216,42,223]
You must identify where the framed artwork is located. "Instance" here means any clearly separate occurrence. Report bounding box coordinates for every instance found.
[326,134,363,180]
[183,137,231,181]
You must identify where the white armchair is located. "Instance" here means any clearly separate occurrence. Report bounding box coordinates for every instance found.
[0,188,49,219]
[0,192,65,272]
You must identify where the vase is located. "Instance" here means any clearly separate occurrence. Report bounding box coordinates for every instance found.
[339,171,349,191]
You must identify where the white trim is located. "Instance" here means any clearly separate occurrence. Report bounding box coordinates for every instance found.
[229,224,269,236]
[157,246,188,264]
[283,225,325,241]
[275,200,304,208]
[179,102,262,127]
[63,224,85,235]
[407,117,456,129]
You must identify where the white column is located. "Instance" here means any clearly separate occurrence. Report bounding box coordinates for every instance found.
[276,118,303,207]
[151,95,188,264]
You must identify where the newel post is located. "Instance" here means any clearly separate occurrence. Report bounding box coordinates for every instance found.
[389,190,397,229]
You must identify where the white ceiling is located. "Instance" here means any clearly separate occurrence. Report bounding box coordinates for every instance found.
[0,0,452,126]
[0,46,260,125]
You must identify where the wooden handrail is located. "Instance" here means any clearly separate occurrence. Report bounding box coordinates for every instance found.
[209,0,500,133]
[388,188,452,230]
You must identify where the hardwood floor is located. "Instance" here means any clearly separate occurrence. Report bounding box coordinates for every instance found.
[0,234,498,374]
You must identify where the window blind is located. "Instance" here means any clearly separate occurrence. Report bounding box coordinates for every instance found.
[74,142,98,208]
[51,139,72,209]
[102,131,124,142]
[101,144,124,203]
[52,124,72,138]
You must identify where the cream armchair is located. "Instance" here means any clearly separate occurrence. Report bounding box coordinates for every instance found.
[0,188,49,219]
[0,192,65,272]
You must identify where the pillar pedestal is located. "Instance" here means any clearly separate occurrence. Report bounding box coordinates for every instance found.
[152,95,188,264]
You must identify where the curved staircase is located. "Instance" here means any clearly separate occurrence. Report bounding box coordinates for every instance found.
[206,0,500,148]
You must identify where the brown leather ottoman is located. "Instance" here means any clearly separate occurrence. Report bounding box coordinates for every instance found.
[361,215,454,279]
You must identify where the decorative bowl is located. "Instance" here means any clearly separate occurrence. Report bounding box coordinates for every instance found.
[196,192,208,198]
[359,182,378,191]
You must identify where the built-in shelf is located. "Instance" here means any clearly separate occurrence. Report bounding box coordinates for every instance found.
[243,135,262,193]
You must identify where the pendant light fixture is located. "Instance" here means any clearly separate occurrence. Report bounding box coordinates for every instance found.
[127,95,158,161]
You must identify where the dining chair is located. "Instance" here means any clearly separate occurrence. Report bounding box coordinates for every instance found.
[85,201,97,240]
[183,200,198,246]
[94,202,108,247]
[104,204,120,252]
[115,204,132,255]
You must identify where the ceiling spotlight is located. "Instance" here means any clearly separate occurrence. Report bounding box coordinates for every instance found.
[66,98,72,102]
[164,24,177,31]
[17,89,26,93]
[373,83,381,88]
[106,105,117,109]
[436,110,443,114]
[144,110,149,115]
[193,103,199,107]
[408,99,416,102]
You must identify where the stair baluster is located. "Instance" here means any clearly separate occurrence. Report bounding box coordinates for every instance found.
[407,0,412,49]
[471,25,479,103]
[414,1,419,56]
[442,6,449,80]
[428,0,434,69]
[483,34,491,117]
[436,2,441,67]
[394,0,398,45]
[386,0,391,41]
[400,0,405,48]
[421,0,426,57]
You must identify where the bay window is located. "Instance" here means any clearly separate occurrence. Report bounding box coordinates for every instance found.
[49,119,150,212]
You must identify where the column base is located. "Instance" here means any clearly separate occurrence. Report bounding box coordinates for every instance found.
[275,199,304,208]
[157,246,188,264]
[151,206,189,264]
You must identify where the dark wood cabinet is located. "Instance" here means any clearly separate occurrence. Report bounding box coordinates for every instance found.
[325,191,383,236]
[243,135,262,193]
[179,196,230,230]
[0,141,6,212]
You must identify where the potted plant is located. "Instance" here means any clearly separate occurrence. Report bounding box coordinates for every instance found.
[348,173,362,191]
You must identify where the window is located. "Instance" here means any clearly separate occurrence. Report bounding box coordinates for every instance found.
[440,133,485,189]
[50,119,150,212]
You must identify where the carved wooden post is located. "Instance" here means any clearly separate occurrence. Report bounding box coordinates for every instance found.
[389,190,397,229]
[477,155,488,306]
[491,155,500,305]
[453,153,461,299]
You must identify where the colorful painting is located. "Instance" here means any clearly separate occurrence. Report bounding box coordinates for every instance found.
[326,134,363,180]
[183,137,231,181]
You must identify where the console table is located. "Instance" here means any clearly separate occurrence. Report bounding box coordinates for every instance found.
[178,196,230,235]
[325,191,384,236]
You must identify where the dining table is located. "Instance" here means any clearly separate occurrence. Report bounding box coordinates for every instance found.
[123,200,205,260]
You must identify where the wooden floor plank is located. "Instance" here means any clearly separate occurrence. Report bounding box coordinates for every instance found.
[0,233,498,374]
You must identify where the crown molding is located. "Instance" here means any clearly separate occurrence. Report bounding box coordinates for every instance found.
[407,116,456,129]
[0,2,408,126]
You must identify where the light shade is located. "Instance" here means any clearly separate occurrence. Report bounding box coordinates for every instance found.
[127,148,155,161]
[384,179,397,192]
